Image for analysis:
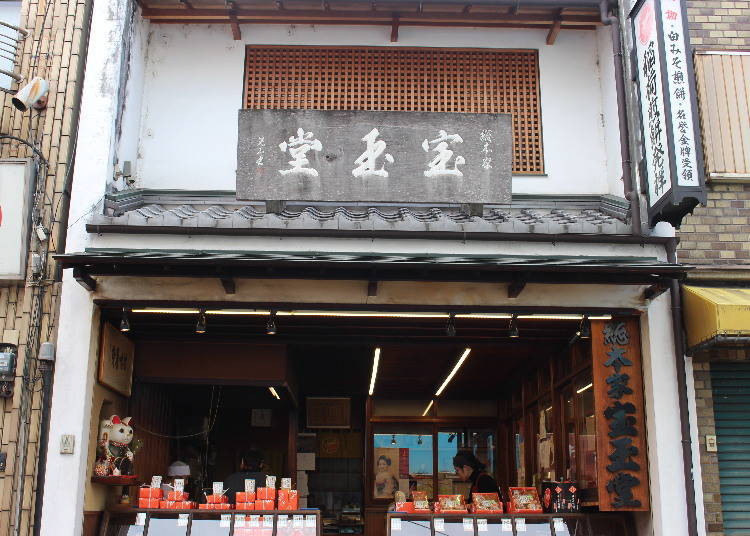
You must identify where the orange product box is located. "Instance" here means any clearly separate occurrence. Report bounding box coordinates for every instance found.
[213,503,233,510]
[394,501,414,513]
[138,498,161,509]
[257,487,276,501]
[236,502,255,510]
[236,492,256,503]
[139,487,163,499]
[198,503,212,510]
[437,494,466,513]
[207,494,228,504]
[278,489,298,510]
[256,500,275,510]
[159,500,177,509]
[173,501,193,509]
[167,491,189,501]
[471,493,503,514]
[507,487,542,514]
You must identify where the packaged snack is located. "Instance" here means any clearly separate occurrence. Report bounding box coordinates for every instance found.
[438,494,466,512]
[257,487,276,501]
[236,502,255,510]
[540,481,580,513]
[237,492,257,503]
[167,490,189,501]
[245,479,257,494]
[394,501,414,513]
[138,498,161,509]
[411,491,428,502]
[508,487,543,514]
[207,494,229,504]
[160,500,177,509]
[278,489,299,510]
[198,503,212,510]
[139,486,163,499]
[257,499,275,510]
[471,493,503,513]
[215,503,233,510]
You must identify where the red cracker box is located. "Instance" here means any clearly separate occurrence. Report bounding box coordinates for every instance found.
[173,501,194,510]
[159,500,177,509]
[167,491,189,501]
[437,495,467,513]
[236,492,257,503]
[278,489,299,510]
[394,502,414,513]
[138,498,161,509]
[198,504,212,510]
[139,487,163,499]
[256,500,275,510]
[236,502,255,510]
[207,494,229,504]
[257,487,276,501]
[214,503,233,510]
[507,487,543,514]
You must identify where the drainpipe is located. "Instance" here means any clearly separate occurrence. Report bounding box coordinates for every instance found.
[667,238,699,536]
[600,0,642,236]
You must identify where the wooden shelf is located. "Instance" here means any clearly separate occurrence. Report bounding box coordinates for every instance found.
[91,475,140,486]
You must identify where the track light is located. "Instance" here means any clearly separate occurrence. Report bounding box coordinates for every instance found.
[195,309,207,334]
[446,313,456,337]
[119,307,130,333]
[577,316,591,339]
[266,310,277,335]
[509,315,519,338]
[417,435,423,445]
[391,434,397,445]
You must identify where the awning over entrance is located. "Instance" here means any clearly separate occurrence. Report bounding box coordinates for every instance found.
[683,286,750,353]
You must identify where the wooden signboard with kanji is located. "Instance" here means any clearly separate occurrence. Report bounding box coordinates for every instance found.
[591,317,650,511]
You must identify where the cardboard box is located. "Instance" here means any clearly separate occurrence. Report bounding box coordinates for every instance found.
[256,500,275,510]
[207,494,229,504]
[138,498,161,509]
[237,492,257,503]
[471,493,503,514]
[257,487,276,501]
[508,487,543,514]
[167,491,189,501]
[236,502,256,510]
[278,489,299,510]
[394,502,414,513]
[138,487,163,499]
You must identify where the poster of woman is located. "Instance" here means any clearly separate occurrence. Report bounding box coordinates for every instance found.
[373,448,400,499]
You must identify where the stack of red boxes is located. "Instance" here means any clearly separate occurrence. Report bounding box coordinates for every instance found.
[256,476,277,511]
[278,478,299,510]
[199,484,234,510]
[138,485,163,509]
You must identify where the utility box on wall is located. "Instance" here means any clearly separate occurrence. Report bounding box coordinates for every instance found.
[0,159,34,280]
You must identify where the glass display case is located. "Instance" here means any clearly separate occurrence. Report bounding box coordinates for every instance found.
[102,510,321,536]
[386,512,631,536]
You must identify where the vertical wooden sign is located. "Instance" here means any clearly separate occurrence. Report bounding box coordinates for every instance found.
[591,318,650,511]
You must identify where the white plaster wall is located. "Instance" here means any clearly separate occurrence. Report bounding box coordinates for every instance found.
[119,23,621,196]
[596,25,625,197]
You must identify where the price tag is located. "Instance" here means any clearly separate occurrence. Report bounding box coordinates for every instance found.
[515,518,526,532]
[263,515,274,528]
[245,479,256,494]
[213,482,224,495]
[463,519,474,532]
[278,515,289,528]
[391,518,402,532]
[281,477,292,489]
[305,515,317,528]
[266,476,277,488]
[235,515,246,528]
[293,515,304,528]
[178,514,189,527]
[250,515,261,528]
[477,519,488,532]
[150,476,162,489]
[173,479,184,493]
[135,513,146,526]
[553,518,566,532]
[221,515,232,528]
[500,519,513,532]
[434,518,445,532]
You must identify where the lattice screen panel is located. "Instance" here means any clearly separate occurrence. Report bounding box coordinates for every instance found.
[244,46,543,174]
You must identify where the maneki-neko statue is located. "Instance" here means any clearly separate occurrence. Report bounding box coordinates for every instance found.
[95,415,136,477]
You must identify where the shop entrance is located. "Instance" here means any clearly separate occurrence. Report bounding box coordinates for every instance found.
[94,306,632,535]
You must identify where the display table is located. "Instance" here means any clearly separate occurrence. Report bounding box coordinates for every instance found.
[100,509,322,536]
[385,511,632,536]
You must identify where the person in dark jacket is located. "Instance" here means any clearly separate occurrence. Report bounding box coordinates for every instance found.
[224,448,267,503]
[452,450,503,503]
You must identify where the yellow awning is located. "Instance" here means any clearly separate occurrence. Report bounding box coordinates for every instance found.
[683,286,750,350]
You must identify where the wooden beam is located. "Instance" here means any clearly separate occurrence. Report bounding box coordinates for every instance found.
[73,267,96,292]
[507,280,526,299]
[178,0,193,9]
[390,13,399,42]
[226,0,241,39]
[546,8,564,45]
[220,277,236,294]
[643,284,668,301]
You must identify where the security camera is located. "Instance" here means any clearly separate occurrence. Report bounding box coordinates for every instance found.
[11,77,49,112]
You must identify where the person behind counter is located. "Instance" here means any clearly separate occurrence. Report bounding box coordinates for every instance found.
[224,449,267,503]
[452,450,503,503]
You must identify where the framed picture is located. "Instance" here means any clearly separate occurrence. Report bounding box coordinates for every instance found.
[373,448,401,499]
[98,322,135,397]
[306,397,350,429]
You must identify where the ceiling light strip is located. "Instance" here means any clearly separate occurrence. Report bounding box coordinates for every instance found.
[269,386,281,400]
[576,382,593,394]
[435,348,471,397]
[422,400,434,416]
[368,347,381,396]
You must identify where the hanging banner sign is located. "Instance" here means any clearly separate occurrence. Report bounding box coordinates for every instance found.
[591,318,649,511]
[236,109,512,205]
[630,0,706,227]
[0,160,33,280]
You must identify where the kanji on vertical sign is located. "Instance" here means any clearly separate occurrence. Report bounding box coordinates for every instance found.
[591,317,650,511]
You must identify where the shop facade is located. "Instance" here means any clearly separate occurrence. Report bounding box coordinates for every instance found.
[35,0,707,534]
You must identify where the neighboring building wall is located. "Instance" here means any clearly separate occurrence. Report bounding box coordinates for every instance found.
[0,0,90,533]
[687,0,750,50]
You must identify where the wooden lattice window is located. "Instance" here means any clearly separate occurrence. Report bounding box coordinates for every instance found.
[244,46,544,174]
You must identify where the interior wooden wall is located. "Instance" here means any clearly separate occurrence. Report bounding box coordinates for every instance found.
[129,382,174,485]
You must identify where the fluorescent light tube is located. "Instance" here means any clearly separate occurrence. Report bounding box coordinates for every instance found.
[269,387,281,400]
[368,347,381,396]
[435,348,471,396]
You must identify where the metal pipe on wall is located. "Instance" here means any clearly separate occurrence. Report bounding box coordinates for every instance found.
[600,0,643,236]
[666,238,699,536]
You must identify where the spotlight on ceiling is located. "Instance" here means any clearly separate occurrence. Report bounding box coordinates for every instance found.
[119,307,130,333]
[446,313,456,337]
[509,314,519,338]
[195,309,207,334]
[266,310,277,335]
[577,316,591,339]
[391,434,397,445]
